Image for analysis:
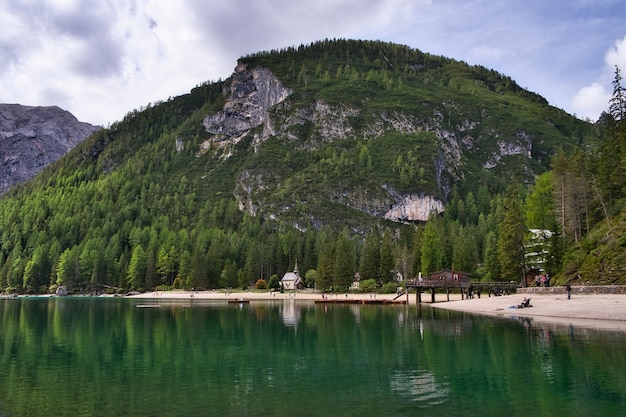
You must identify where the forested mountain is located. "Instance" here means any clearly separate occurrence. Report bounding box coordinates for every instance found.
[0,104,100,195]
[0,39,614,294]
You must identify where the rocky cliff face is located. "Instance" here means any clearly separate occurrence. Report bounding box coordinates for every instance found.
[204,63,449,225]
[202,63,292,151]
[0,104,100,194]
[383,188,444,222]
[199,62,545,228]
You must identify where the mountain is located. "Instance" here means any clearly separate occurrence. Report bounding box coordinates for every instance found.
[201,42,596,230]
[0,104,100,195]
[0,39,603,293]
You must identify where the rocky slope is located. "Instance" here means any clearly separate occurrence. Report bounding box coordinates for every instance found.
[202,62,447,224]
[0,104,100,194]
[198,58,577,227]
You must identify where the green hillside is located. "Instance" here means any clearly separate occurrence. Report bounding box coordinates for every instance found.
[0,39,613,294]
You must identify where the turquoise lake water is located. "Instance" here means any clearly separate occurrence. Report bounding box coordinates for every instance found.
[0,297,624,416]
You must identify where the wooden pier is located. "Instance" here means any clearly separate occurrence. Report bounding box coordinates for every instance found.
[405,280,469,303]
[228,299,250,304]
[405,279,520,303]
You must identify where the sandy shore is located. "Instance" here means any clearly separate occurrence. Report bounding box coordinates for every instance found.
[127,290,626,331]
[430,293,626,331]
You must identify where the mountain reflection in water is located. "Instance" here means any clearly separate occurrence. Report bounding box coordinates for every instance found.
[0,298,624,417]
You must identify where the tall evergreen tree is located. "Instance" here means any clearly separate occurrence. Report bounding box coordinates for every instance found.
[452,227,478,273]
[188,247,208,289]
[157,246,177,286]
[359,229,380,281]
[609,65,626,122]
[421,219,443,276]
[220,259,239,289]
[599,68,626,203]
[56,247,79,289]
[525,171,556,230]
[334,230,355,291]
[411,227,423,278]
[127,245,147,290]
[316,242,335,291]
[482,231,501,281]
[379,231,395,283]
[23,245,50,292]
[497,184,526,285]
[145,249,157,290]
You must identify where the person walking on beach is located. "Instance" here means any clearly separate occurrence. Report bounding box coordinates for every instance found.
[566,283,571,300]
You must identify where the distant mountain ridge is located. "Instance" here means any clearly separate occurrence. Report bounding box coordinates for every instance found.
[0,104,100,195]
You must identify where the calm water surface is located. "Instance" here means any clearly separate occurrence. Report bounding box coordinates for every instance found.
[0,297,625,416]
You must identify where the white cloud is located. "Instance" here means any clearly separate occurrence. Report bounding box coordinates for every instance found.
[571,35,626,121]
[1,0,433,125]
[1,0,626,125]
[571,82,611,121]
[605,35,626,69]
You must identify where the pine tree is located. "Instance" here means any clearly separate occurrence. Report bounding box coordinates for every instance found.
[23,246,49,292]
[145,250,157,290]
[421,219,443,276]
[452,227,478,273]
[525,171,555,230]
[482,231,501,281]
[316,242,335,291]
[497,184,526,285]
[411,227,423,277]
[609,65,626,122]
[359,229,380,281]
[599,68,626,203]
[127,245,146,290]
[220,259,239,289]
[56,247,79,289]
[334,230,355,291]
[188,247,207,289]
[379,231,395,283]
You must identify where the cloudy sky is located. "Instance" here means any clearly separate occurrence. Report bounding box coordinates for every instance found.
[2,0,626,126]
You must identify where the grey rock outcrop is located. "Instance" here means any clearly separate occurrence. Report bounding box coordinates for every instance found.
[382,187,444,222]
[0,104,100,194]
[384,195,444,222]
[202,62,292,149]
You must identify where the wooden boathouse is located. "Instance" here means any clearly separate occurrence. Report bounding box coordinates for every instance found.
[405,270,472,303]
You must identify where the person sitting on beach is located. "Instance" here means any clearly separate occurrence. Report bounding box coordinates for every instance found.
[510,297,531,309]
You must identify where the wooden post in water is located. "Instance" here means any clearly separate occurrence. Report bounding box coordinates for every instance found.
[431,288,435,303]
[416,288,422,304]
[446,288,450,301]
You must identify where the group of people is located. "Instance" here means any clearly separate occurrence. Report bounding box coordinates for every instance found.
[534,273,551,287]
[466,286,481,299]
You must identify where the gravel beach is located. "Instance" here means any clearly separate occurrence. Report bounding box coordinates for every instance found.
[430,293,626,331]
